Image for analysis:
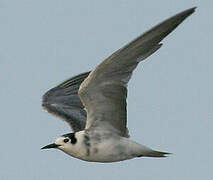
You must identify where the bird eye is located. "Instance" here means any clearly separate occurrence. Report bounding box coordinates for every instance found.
[63,138,69,143]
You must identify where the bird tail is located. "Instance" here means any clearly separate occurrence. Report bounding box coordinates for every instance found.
[138,150,171,158]
[137,145,171,158]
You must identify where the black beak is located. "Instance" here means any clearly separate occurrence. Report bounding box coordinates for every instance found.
[41,143,60,149]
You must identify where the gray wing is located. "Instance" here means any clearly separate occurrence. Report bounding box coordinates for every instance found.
[42,71,90,132]
[79,8,196,137]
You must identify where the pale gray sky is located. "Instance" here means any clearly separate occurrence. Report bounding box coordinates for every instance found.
[0,0,212,180]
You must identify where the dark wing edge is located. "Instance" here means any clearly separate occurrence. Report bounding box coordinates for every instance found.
[105,7,197,66]
[42,71,90,132]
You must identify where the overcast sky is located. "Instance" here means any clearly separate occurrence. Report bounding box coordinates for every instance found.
[0,0,212,180]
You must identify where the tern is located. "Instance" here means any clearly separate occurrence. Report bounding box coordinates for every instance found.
[41,7,195,162]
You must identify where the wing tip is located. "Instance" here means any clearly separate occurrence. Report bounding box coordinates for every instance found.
[191,6,197,11]
[184,6,197,16]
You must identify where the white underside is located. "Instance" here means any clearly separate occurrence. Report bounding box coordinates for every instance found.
[57,130,154,162]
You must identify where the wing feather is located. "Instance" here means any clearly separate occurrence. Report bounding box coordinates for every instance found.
[42,71,90,132]
[79,8,196,137]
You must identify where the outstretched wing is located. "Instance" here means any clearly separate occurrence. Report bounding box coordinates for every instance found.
[79,8,196,137]
[42,71,90,132]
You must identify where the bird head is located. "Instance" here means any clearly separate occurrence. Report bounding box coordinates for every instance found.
[41,133,77,152]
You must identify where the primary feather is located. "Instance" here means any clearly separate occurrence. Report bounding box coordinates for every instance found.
[42,71,90,132]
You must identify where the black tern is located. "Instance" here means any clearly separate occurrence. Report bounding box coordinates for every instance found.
[42,7,196,162]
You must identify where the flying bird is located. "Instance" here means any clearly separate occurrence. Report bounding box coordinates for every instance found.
[41,7,196,162]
